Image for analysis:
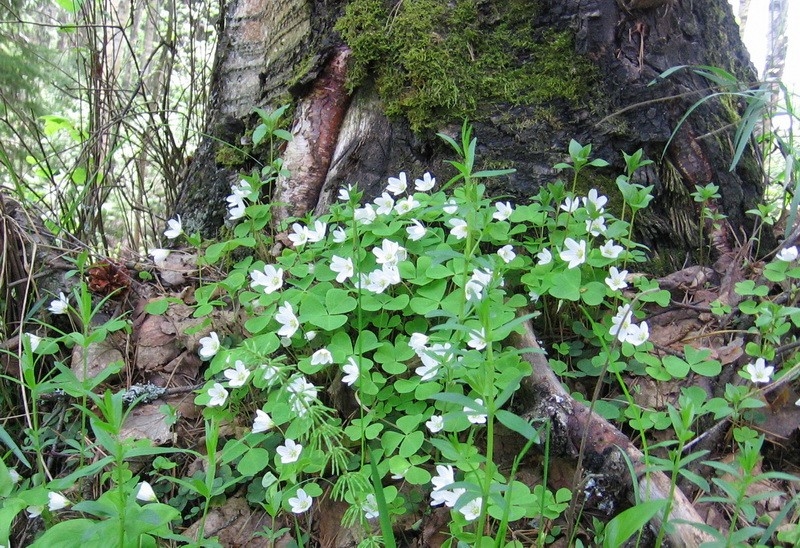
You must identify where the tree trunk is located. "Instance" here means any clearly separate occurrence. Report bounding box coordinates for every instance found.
[175,0,764,269]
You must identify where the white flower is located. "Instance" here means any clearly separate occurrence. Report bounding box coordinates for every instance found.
[600,240,624,259]
[354,204,377,224]
[536,248,552,266]
[465,398,487,424]
[776,246,798,262]
[252,409,275,433]
[342,357,360,386]
[277,439,303,463]
[149,248,170,266]
[362,494,379,519]
[310,348,333,365]
[8,468,21,484]
[288,488,313,513]
[459,497,483,521]
[465,268,492,301]
[136,481,157,502]
[443,199,458,215]
[493,201,513,221]
[745,357,774,384]
[275,302,300,338]
[529,290,540,302]
[610,305,634,342]
[431,488,463,507]
[605,267,628,291]
[560,197,579,213]
[586,217,607,236]
[497,245,516,264]
[584,189,608,212]
[26,333,42,352]
[198,331,221,360]
[415,343,453,381]
[373,239,407,266]
[164,216,183,239]
[332,226,347,243]
[207,383,228,407]
[449,218,468,240]
[426,415,444,433]
[307,220,327,242]
[287,223,310,247]
[406,219,426,241]
[48,492,70,511]
[467,328,487,350]
[338,185,353,201]
[625,322,650,346]
[409,332,429,352]
[560,238,587,269]
[262,365,280,385]
[415,172,436,191]
[226,191,246,220]
[431,465,455,491]
[26,505,43,519]
[330,255,354,283]
[48,292,69,315]
[387,172,408,195]
[394,196,420,215]
[365,267,397,294]
[287,376,317,415]
[250,264,284,294]
[224,360,250,387]
[374,192,395,215]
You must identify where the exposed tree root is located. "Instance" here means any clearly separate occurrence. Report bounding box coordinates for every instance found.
[512,319,714,547]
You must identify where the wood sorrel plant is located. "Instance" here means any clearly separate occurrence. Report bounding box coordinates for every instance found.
[183,119,659,545]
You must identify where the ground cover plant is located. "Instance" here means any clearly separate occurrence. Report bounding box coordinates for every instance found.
[2,103,800,547]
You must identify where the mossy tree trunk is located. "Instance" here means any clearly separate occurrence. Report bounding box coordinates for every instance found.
[175,0,763,267]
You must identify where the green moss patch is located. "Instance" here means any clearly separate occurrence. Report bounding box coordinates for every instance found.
[336,0,597,132]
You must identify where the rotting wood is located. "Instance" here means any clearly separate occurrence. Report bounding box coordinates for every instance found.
[512,319,714,547]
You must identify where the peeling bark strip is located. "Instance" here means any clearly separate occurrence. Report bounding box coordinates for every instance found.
[512,320,714,547]
[272,47,352,227]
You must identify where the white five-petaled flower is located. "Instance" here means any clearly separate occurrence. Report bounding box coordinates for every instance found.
[415,342,453,381]
[365,267,396,294]
[600,240,624,259]
[306,220,327,242]
[443,199,458,215]
[610,304,634,341]
[362,494,379,519]
[48,492,70,511]
[287,376,317,416]
[536,248,552,266]
[277,439,303,464]
[250,264,284,294]
[625,322,650,346]
[136,481,158,502]
[224,360,250,387]
[584,189,608,213]
[27,505,44,519]
[776,246,798,262]
[198,331,221,360]
[288,488,313,513]
[164,216,183,239]
[330,255,354,283]
[310,348,334,365]
[497,245,516,264]
[415,172,436,191]
[252,409,275,433]
[387,172,408,195]
[48,292,69,315]
[560,197,579,213]
[465,268,493,302]
[262,364,280,385]
[275,302,300,338]
[374,192,395,215]
[745,357,774,384]
[465,398,487,424]
[467,328,487,350]
[459,497,483,521]
[406,219,426,241]
[426,415,444,433]
[449,218,468,240]
[338,184,353,202]
[586,217,607,237]
[26,333,42,352]
[431,464,455,491]
[493,201,513,221]
[226,190,246,220]
[342,357,360,386]
[332,226,347,243]
[430,464,465,508]
[207,383,228,407]
[149,248,170,266]
[373,239,407,266]
[8,468,21,484]
[354,204,377,224]
[287,223,310,247]
[560,238,587,269]
[394,196,420,215]
[605,266,628,291]
[409,332,429,352]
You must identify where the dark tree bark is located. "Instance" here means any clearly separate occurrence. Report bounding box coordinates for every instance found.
[175,0,764,269]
